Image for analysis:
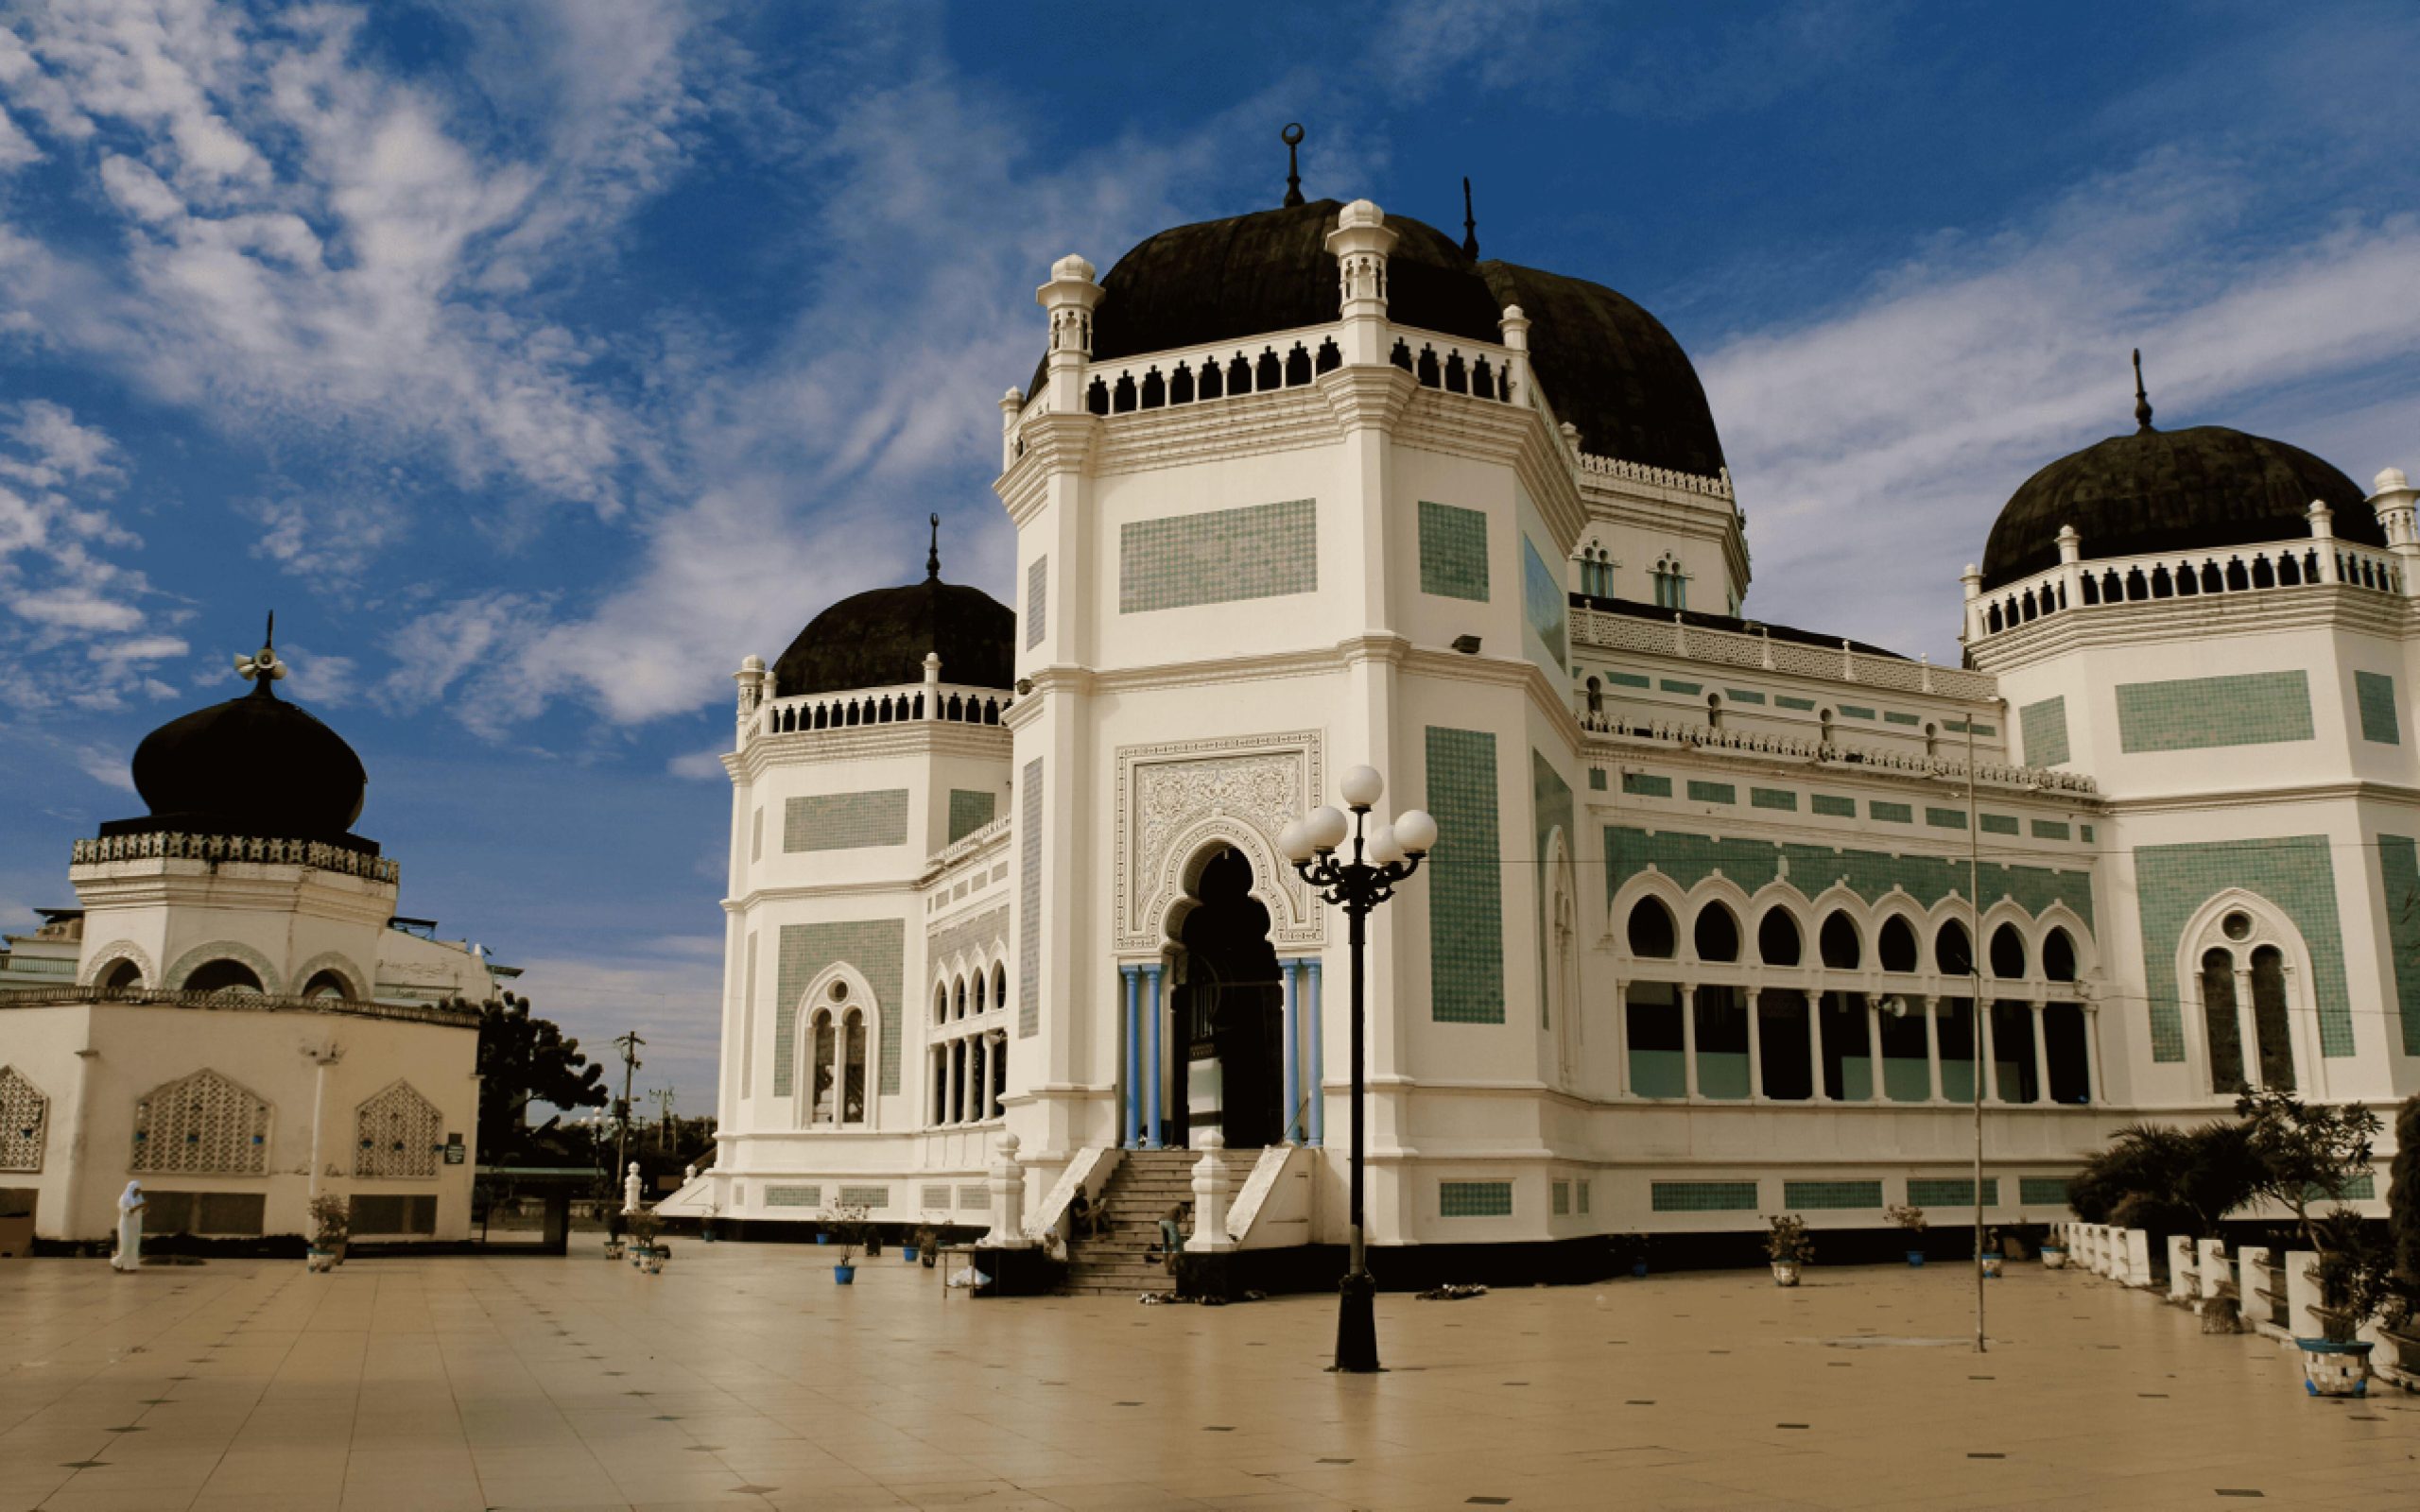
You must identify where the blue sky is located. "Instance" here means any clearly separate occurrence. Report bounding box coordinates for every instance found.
[4,1,2416,1108]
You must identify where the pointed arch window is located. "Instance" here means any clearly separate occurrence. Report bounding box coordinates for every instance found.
[1626,898,1677,958]
[354,1081,443,1179]
[132,1070,269,1176]
[0,1066,47,1172]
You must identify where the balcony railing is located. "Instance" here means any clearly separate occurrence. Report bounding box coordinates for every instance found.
[1572,604,1997,702]
[1581,711,2096,793]
[72,830,400,884]
[756,681,1011,739]
[1973,537,2407,643]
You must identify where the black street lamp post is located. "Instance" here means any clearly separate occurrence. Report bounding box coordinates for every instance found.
[1280,765,1438,1374]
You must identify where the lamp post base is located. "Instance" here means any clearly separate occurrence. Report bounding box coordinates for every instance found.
[1330,1268,1382,1373]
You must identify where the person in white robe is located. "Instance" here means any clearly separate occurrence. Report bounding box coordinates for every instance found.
[112,1180,146,1272]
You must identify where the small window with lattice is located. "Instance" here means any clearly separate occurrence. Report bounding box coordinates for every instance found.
[131,1069,269,1176]
[354,1080,443,1179]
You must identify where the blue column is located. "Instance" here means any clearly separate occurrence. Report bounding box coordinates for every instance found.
[1306,956,1325,1147]
[1281,959,1302,1144]
[1144,963,1164,1149]
[1120,965,1141,1149]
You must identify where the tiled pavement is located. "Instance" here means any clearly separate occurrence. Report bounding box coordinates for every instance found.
[1,1245,2412,1510]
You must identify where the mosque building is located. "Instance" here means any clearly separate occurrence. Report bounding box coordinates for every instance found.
[0,627,504,1247]
[673,161,2413,1275]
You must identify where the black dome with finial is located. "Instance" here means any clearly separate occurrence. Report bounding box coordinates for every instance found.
[1979,352,2377,590]
[772,515,1016,698]
[111,616,373,848]
[1024,129,1728,478]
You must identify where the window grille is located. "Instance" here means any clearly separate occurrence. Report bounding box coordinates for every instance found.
[131,1070,268,1176]
[0,1067,47,1172]
[354,1081,443,1178]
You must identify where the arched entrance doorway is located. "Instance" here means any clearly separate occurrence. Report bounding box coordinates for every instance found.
[1172,847,1286,1148]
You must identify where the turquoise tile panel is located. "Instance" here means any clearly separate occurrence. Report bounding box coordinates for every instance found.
[1751,787,1798,812]
[765,1184,821,1208]
[1687,781,1737,805]
[1532,749,1574,1027]
[2135,834,2350,1059]
[1909,1177,1999,1207]
[1725,689,1768,705]
[2380,835,2420,1055]
[1017,758,1042,1038]
[1927,807,1968,830]
[2117,671,2313,752]
[1651,1180,1758,1212]
[1441,1180,1513,1217]
[1810,794,1856,817]
[1839,705,1876,720]
[1427,728,1504,1023]
[1588,768,1608,791]
[2031,819,2071,841]
[947,789,996,844]
[1696,1049,1751,1099]
[785,790,908,851]
[1120,500,1316,612]
[2020,696,2070,766]
[1775,696,1817,712]
[1522,536,1567,674]
[1606,671,1652,689]
[772,919,905,1097]
[2356,670,2400,746]
[1630,1047,1685,1098]
[1783,1179,1883,1210]
[2018,1177,2073,1208]
[1660,679,1703,695]
[1871,801,1912,824]
[1884,711,1921,727]
[1980,814,2020,834]
[837,1184,890,1210]
[1622,772,1671,798]
[1418,500,1490,601]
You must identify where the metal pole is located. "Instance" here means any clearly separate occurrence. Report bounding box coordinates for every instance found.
[1965,719,1986,1354]
[613,1031,643,1234]
[1335,819,1379,1372]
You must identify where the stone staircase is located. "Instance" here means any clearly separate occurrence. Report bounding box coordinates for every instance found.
[1062,1149,1197,1297]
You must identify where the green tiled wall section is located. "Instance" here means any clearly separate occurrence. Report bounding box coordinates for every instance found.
[1726,689,1767,705]
[1522,536,1568,674]
[1751,787,1798,812]
[1811,794,1857,817]
[1588,768,1607,791]
[1606,828,2096,924]
[1981,814,2019,835]
[1440,1180,1513,1217]
[1551,1181,1570,1216]
[1623,772,1671,798]
[1687,781,1737,805]
[946,789,996,843]
[1908,1177,1999,1207]
[1417,500,1489,601]
[1776,696,1817,712]
[772,919,905,1097]
[1119,499,1316,612]
[2379,835,2420,1054]
[1651,1180,1758,1212]
[784,790,909,851]
[1606,671,1651,689]
[1870,801,1912,824]
[1926,807,1967,830]
[1025,557,1046,648]
[837,1184,890,1210]
[2020,696,2070,766]
[1839,704,1876,720]
[2117,671,2313,752]
[1782,1179,1883,1209]
[1661,679,1703,695]
[2031,819,2071,841]
[2134,835,2351,1060]
[2017,1177,2074,1208]
[1017,759,1042,1039]
[1884,711,1920,727]
[2356,670,2400,745]
[1532,750,1574,1027]
[764,1185,821,1208]
[1427,728,1504,1023]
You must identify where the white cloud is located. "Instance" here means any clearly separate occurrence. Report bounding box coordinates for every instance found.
[666,746,727,780]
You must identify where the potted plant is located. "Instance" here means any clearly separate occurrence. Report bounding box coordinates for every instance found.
[2040,1228,2068,1269]
[1886,1204,1927,1265]
[2300,1211,2390,1397]
[910,1219,941,1267]
[1611,1232,1651,1279]
[1978,1227,2004,1278]
[2202,1277,2242,1335]
[627,1209,664,1274]
[305,1194,348,1273]
[821,1203,871,1285]
[1764,1214,1814,1287]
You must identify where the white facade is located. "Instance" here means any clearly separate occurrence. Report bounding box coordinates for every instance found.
[694,198,2411,1252]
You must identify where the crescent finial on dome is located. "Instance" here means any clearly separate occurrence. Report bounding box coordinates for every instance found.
[2132,348,2153,433]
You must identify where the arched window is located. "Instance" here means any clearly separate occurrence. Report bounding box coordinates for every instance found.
[1877,916,1919,972]
[990,1034,1007,1117]
[183,958,264,996]
[2201,948,2244,1093]
[993,962,1008,1018]
[973,971,987,1015]
[99,958,144,991]
[1757,908,1802,968]
[812,1012,838,1123]
[131,1070,269,1176]
[1935,919,1973,977]
[841,1011,867,1123]
[301,970,351,1000]
[1585,677,1603,715]
[953,977,966,1020]
[1692,902,1740,964]
[2042,927,2077,983]
[1989,923,2028,980]
[1819,912,1861,971]
[2249,946,2294,1091]
[1626,898,1677,959]
[935,985,949,1025]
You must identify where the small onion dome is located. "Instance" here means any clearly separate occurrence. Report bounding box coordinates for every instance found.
[772,573,1014,699]
[123,658,369,843]
[1031,198,1727,478]
[1980,424,2376,591]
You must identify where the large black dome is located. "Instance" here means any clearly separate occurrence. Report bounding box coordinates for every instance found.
[773,574,1014,698]
[1040,198,1728,478]
[123,678,370,843]
[1981,424,2376,590]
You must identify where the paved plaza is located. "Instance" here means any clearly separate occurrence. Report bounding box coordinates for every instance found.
[1,1246,2412,1512]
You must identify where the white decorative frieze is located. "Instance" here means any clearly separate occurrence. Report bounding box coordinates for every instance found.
[1115,731,1325,952]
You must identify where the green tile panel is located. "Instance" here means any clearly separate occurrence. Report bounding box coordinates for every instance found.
[1750,787,1799,812]
[837,1184,890,1210]
[1908,1177,1999,1207]
[765,1185,821,1208]
[1427,728,1504,1023]
[1926,807,1968,830]
[1943,719,1996,735]
[2017,1177,2073,1208]
[1120,499,1316,612]
[1417,500,1490,601]
[1551,1181,1570,1216]
[785,790,909,852]
[2134,834,2350,1060]
[1725,689,1768,705]
[1017,758,1043,1039]
[1884,711,1921,727]
[1622,772,1671,799]
[946,790,996,843]
[1775,696,1818,712]
[2356,670,2400,745]
[772,919,905,1097]
[1810,794,1857,817]
[1686,781,1737,805]
[1532,750,1575,1027]
[1588,768,1607,791]
[2031,819,2071,841]
[1441,1180,1513,1217]
[1839,705,1876,720]
[1871,801,1912,824]
[1660,679,1703,695]
[2116,671,2313,752]
[1605,828,2096,927]
[1651,1180,1758,1212]
[2081,824,2096,843]
[1782,1179,1884,1210]
[1606,671,1651,689]
[2020,696,2070,766]
[2379,835,2420,1055]
[1980,814,2020,835]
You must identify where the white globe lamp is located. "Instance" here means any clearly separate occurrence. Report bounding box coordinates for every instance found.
[1339,765,1384,811]
[1393,809,1439,856]
[1305,805,1350,853]
[1277,818,1315,865]
[1366,822,1403,867]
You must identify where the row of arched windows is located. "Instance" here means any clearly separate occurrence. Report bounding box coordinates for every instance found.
[1624,897,2079,983]
[932,961,1009,1125]
[1578,544,1616,598]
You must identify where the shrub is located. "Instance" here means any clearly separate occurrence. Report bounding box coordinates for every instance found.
[2237,1087,2379,1249]
[1764,1214,1815,1265]
[1884,1204,1926,1233]
[2307,1209,2394,1344]
[2068,1121,2259,1239]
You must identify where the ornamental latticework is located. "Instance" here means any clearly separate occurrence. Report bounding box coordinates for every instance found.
[0,1066,47,1172]
[354,1080,442,1178]
[130,1069,269,1175]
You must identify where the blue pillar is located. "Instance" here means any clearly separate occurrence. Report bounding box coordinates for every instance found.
[1144,963,1164,1149]
[1281,959,1302,1144]
[1120,965,1141,1149]
[1306,956,1325,1147]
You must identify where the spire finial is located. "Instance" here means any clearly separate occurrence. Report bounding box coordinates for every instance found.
[1281,123,1305,208]
[2132,348,2153,432]
[926,512,941,580]
[235,610,286,693]
[1461,176,1478,258]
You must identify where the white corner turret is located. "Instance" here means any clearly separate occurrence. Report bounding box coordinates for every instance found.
[1034,254,1101,412]
[2369,466,2418,549]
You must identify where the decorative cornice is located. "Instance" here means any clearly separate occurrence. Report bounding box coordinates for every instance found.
[1583,714,2099,799]
[2099,778,2420,816]
[0,985,480,1029]
[1969,584,2414,673]
[1313,363,1416,433]
[72,830,399,885]
[726,720,1011,782]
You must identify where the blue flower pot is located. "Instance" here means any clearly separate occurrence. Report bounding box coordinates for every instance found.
[816,1232,830,1245]
[1631,1260,1649,1278]
[902,1246,918,1263]
[1907,1251,1927,1267]
[833,1263,856,1285]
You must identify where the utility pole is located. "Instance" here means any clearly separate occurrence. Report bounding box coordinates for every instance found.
[650,1088,677,1151]
[1964,718,1986,1355]
[612,1031,645,1230]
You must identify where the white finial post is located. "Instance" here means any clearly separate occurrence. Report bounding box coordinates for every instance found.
[1961,563,1986,644]
[980,1131,1032,1248]
[924,651,942,719]
[1185,1127,1236,1253]
[1498,304,1530,405]
[998,387,1024,472]
[2367,472,2419,596]
[1034,255,1100,414]
[734,655,766,744]
[623,1161,643,1216]
[1324,200,1397,365]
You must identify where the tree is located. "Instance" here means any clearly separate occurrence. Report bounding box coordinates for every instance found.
[2389,1093,2420,1323]
[2235,1086,2380,1249]
[2066,1121,2260,1239]
[475,992,608,1165]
